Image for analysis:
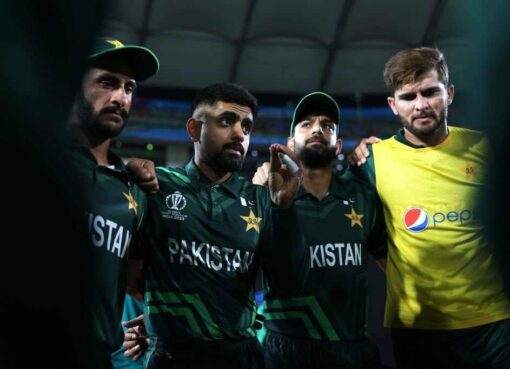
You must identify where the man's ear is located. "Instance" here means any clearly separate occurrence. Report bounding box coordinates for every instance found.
[187,118,201,142]
[335,138,343,156]
[447,84,455,105]
[387,96,398,115]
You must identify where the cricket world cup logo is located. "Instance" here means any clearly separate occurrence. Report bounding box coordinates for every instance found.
[166,191,187,211]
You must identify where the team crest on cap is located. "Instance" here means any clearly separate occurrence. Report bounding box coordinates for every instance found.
[106,39,124,48]
[403,208,429,232]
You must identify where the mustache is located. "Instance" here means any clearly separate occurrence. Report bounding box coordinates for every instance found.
[412,112,435,121]
[223,142,245,155]
[100,106,128,120]
[305,136,328,145]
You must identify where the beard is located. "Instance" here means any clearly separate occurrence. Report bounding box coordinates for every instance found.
[400,106,447,140]
[75,92,128,139]
[296,136,336,169]
[203,141,246,174]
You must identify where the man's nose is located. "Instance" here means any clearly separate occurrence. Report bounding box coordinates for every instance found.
[111,87,130,107]
[415,94,430,111]
[311,120,324,135]
[231,121,245,142]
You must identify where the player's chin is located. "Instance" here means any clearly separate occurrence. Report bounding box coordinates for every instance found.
[222,155,244,172]
[99,113,126,126]
[96,123,124,139]
[99,117,125,130]
[412,121,439,135]
[306,141,327,148]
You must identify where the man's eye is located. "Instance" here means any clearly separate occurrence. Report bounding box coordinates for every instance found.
[219,117,230,126]
[242,122,253,135]
[99,80,114,89]
[125,85,135,94]
[423,89,440,97]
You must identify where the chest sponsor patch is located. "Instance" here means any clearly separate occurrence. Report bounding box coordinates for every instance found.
[403,207,476,232]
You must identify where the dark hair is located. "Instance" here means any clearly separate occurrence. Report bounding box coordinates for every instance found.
[191,83,259,118]
[383,47,449,93]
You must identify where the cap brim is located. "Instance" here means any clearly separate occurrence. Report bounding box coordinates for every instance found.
[290,92,340,136]
[89,46,159,81]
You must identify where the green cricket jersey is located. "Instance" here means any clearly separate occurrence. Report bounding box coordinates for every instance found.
[67,144,146,359]
[135,160,306,344]
[262,171,387,341]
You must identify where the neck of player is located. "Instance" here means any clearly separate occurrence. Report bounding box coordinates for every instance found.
[302,165,332,201]
[404,123,449,147]
[71,125,112,166]
[195,158,232,185]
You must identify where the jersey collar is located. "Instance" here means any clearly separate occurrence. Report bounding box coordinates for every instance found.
[184,160,241,198]
[394,128,426,148]
[328,173,350,199]
[66,140,130,184]
[295,172,347,201]
[67,142,126,170]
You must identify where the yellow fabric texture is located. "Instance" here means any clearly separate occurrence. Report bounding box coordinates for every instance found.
[374,126,510,329]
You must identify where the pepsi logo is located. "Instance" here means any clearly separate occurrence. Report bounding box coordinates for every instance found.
[403,208,429,232]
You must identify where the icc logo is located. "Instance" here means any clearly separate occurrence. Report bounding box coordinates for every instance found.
[166,191,187,211]
[403,208,429,232]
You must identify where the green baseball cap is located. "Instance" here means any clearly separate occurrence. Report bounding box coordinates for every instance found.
[290,91,340,136]
[89,37,159,81]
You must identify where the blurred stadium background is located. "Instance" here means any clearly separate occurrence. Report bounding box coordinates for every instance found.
[100,0,473,178]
